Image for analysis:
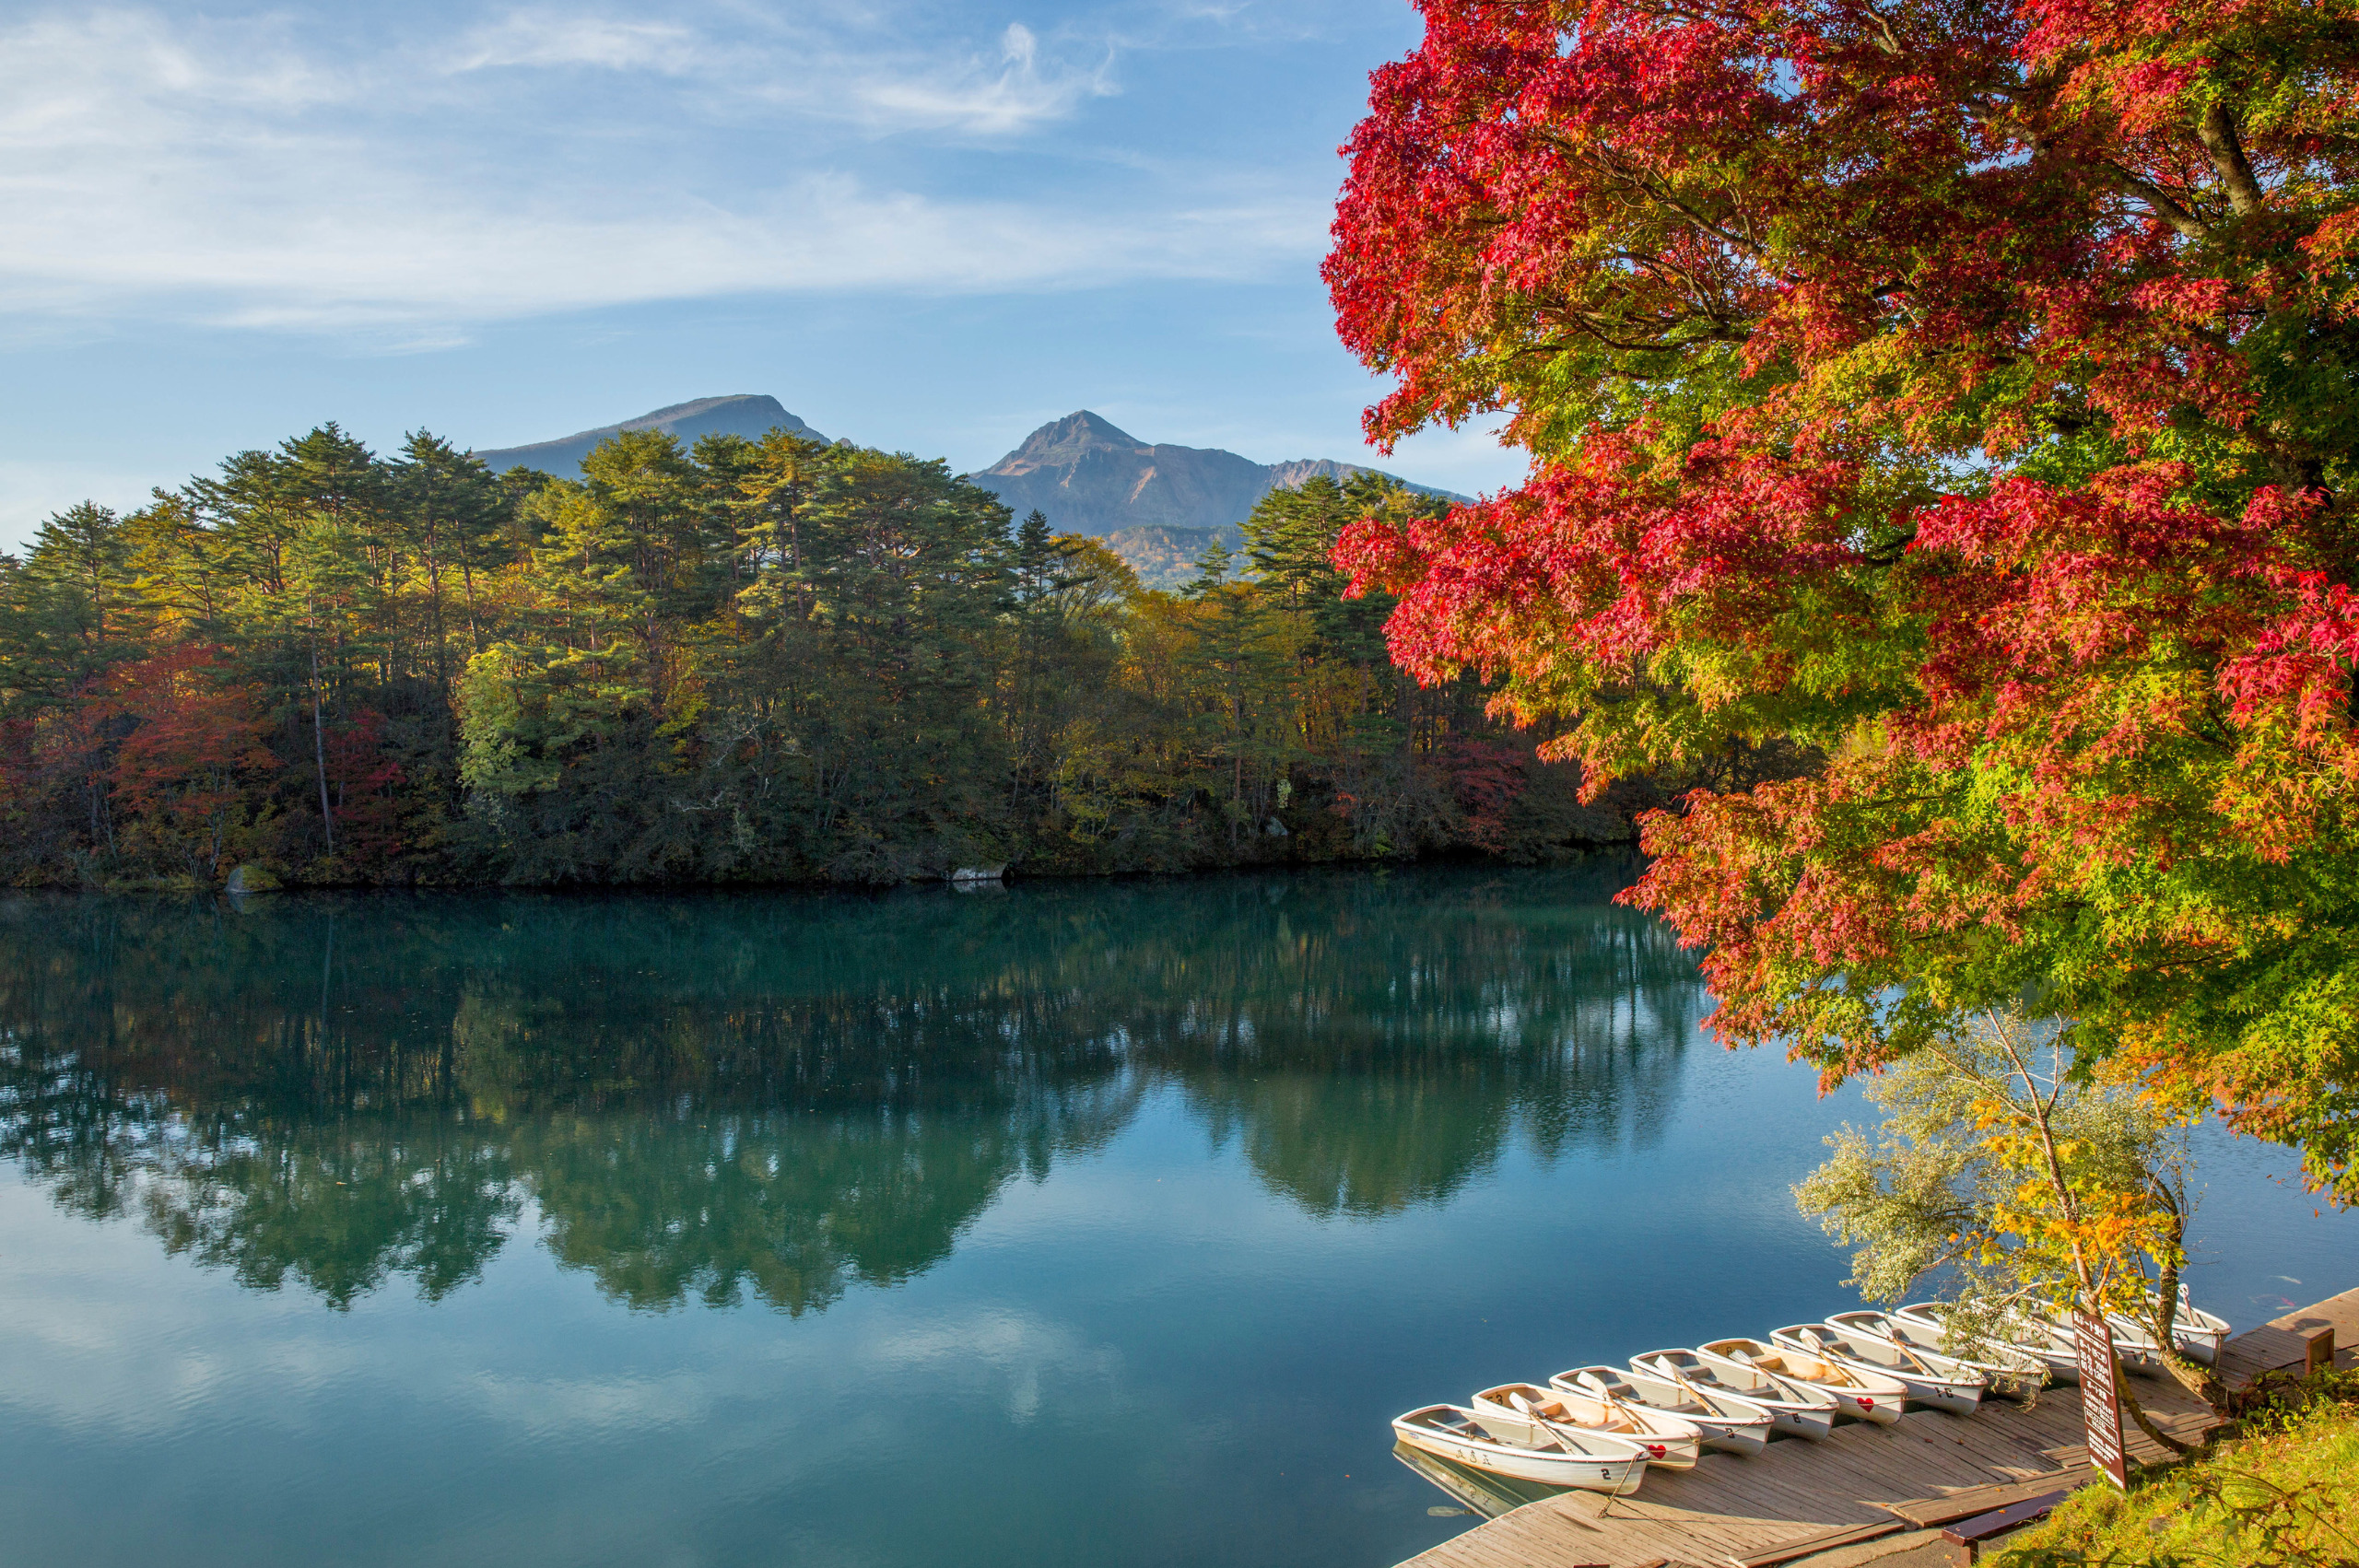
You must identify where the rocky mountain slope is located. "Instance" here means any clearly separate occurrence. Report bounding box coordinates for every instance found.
[475,395,827,476]
[963,411,1465,540]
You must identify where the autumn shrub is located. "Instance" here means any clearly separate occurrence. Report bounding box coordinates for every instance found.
[1995,1374,2359,1568]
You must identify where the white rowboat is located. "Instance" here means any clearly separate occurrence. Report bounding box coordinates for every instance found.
[1826,1308,2047,1400]
[2155,1287,2232,1366]
[1555,1363,1772,1457]
[1391,1405,1650,1494]
[1772,1322,1986,1415]
[1895,1302,2080,1387]
[1634,1349,1837,1441]
[1703,1337,1906,1426]
[1472,1383,1699,1470]
[2098,1311,2169,1376]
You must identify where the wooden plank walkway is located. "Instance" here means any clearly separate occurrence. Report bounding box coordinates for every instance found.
[2216,1286,2359,1387]
[1396,1379,2213,1568]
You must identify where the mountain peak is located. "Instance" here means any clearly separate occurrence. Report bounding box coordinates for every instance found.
[1057,409,1143,443]
[475,395,827,476]
[965,414,1464,545]
[618,394,791,431]
[1001,410,1147,470]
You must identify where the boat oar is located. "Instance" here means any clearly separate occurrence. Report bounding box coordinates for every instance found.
[1508,1391,1602,1460]
[1511,1389,1658,1505]
[1508,1392,1620,1513]
[1506,1391,1561,1450]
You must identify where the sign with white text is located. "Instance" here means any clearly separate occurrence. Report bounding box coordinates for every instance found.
[2073,1306,2129,1489]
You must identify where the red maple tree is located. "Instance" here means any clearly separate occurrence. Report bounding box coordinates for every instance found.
[100,645,276,879]
[323,707,409,872]
[1329,0,2359,1192]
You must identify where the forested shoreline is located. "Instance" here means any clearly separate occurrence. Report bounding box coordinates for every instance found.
[0,424,1643,890]
[0,872,1690,1310]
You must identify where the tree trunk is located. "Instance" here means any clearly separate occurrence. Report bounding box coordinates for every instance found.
[459,558,482,656]
[425,544,449,690]
[2146,1265,2221,1403]
[2115,1351,2197,1458]
[311,638,336,854]
[1994,1029,2196,1460]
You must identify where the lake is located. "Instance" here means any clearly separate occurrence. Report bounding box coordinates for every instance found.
[3,865,2353,1568]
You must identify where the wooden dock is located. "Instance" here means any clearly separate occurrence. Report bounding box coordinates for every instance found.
[1396,1380,2212,1568]
[2216,1285,2359,1387]
[1393,1290,2359,1568]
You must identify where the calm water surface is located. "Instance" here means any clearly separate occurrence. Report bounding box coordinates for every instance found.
[3,866,2353,1568]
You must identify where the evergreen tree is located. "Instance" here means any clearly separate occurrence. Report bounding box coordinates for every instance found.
[0,425,1607,888]
[3,503,143,700]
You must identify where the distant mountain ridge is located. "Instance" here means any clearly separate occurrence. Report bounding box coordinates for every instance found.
[468,399,1465,587]
[475,395,827,476]
[962,411,1466,541]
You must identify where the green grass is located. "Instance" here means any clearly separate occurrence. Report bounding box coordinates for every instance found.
[1992,1374,2359,1567]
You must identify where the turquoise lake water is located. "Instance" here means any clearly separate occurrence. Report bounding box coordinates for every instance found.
[2,865,2353,1567]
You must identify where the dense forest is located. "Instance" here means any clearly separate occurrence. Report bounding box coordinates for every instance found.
[0,425,1633,888]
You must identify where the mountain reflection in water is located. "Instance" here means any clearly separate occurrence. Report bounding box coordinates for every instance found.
[0,864,1700,1315]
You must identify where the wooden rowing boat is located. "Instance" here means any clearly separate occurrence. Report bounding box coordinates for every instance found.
[1634,1348,1837,1441]
[1702,1337,1907,1425]
[1472,1383,1699,1470]
[1772,1321,1987,1415]
[1554,1363,1772,1457]
[1391,1404,1650,1493]
[2099,1311,2169,1375]
[1894,1302,2081,1387]
[2155,1286,2232,1366]
[1826,1308,2047,1400]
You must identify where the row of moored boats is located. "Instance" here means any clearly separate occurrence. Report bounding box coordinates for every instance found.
[1391,1293,2232,1496]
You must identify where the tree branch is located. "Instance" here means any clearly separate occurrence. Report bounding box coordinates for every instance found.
[2104,166,2211,240]
[2118,1363,2199,1457]
[2195,102,2267,218]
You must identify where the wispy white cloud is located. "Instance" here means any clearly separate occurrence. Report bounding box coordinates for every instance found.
[451,11,710,75]
[0,6,1311,339]
[448,9,1119,136]
[1109,0,1344,49]
[0,170,1321,333]
[0,9,347,136]
[844,22,1116,135]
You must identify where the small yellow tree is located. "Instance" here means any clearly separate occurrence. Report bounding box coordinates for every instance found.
[1797,1008,2206,1455]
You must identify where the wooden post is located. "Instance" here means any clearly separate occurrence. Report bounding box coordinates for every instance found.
[2305,1327,2336,1376]
[2072,1307,2130,1490]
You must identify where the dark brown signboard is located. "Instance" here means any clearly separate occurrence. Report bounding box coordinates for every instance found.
[2073,1306,2129,1489]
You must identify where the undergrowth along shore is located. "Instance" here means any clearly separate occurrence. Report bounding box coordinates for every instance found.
[1995,1371,2359,1568]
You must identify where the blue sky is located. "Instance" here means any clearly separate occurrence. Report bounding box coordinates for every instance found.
[0,0,1523,552]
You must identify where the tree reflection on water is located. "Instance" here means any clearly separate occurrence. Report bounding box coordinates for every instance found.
[0,865,1705,1312]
